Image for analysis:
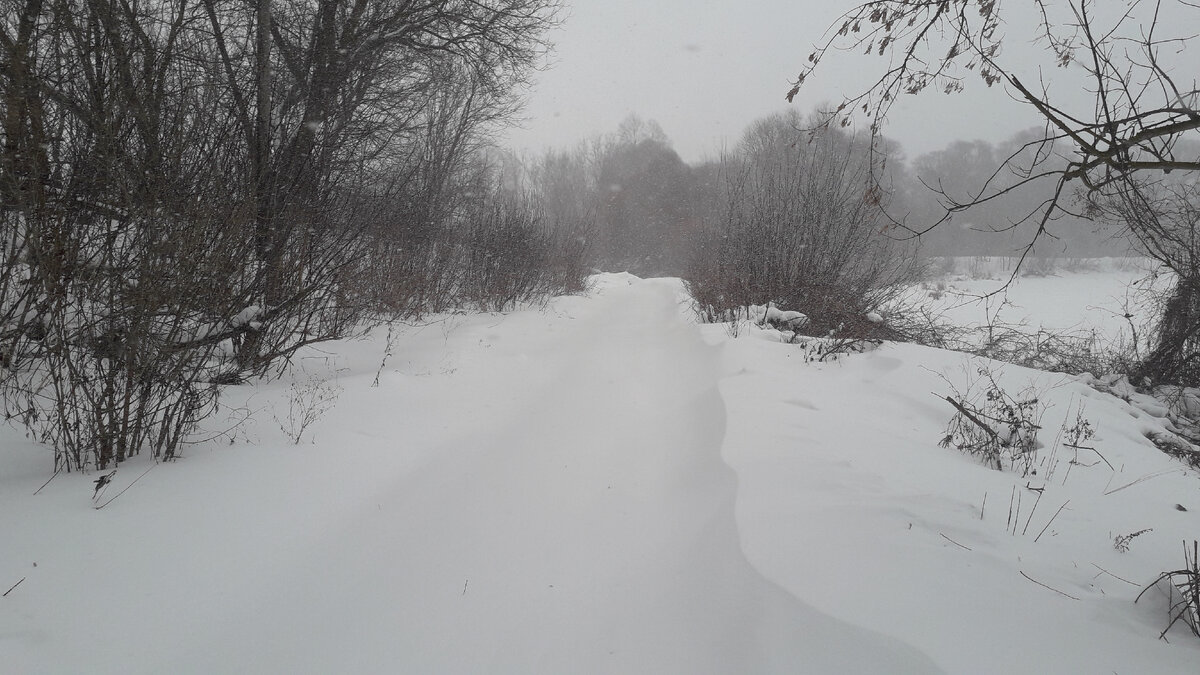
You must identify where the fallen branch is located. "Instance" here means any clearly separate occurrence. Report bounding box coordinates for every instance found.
[1066,443,1115,471]
[942,395,999,440]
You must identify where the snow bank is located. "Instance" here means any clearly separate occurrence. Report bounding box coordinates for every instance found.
[713,332,1200,673]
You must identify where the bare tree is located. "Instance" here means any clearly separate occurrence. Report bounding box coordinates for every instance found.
[790,0,1200,383]
[199,0,560,369]
[790,1,1199,186]
[0,0,561,471]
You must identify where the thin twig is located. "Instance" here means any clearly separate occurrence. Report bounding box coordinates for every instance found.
[1065,443,1115,470]
[94,464,158,510]
[1091,563,1140,587]
[1007,484,1016,532]
[33,470,60,496]
[1034,499,1071,543]
[1020,570,1081,600]
[1022,487,1045,536]
[1104,469,1181,495]
[3,577,26,597]
[940,532,973,551]
[1013,489,1023,536]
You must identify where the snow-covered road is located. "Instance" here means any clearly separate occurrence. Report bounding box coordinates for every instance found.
[7,273,1197,673]
[163,276,939,673]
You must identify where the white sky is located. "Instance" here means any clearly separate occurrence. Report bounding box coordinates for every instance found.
[500,0,1046,164]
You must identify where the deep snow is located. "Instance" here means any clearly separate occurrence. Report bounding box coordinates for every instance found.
[2,272,1198,673]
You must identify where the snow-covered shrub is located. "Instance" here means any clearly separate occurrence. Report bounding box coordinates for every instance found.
[685,111,920,340]
[975,324,1120,375]
[938,367,1046,475]
[888,303,1141,379]
[747,302,808,331]
[795,334,883,363]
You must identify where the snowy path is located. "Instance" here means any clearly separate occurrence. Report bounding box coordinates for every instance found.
[6,273,1200,673]
[2,276,941,673]
[166,277,938,673]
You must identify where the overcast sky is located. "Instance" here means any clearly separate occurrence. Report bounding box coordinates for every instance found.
[499,0,1054,164]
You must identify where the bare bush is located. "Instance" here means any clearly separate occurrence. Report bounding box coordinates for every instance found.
[938,367,1045,475]
[276,370,343,445]
[1021,255,1060,278]
[459,196,591,312]
[686,111,921,339]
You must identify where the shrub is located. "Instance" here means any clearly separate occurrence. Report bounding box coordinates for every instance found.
[459,198,591,312]
[938,366,1045,475]
[354,179,593,320]
[685,112,921,339]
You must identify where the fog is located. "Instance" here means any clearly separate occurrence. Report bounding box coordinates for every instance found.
[499,0,1200,258]
[501,0,1048,163]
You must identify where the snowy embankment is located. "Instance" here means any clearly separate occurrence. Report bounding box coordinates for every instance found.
[2,272,1198,673]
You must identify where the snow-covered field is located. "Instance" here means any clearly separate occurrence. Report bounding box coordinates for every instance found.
[917,256,1158,342]
[3,270,1199,673]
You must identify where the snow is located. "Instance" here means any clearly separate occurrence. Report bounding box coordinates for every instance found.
[715,336,1198,673]
[3,272,1199,673]
[748,302,808,328]
[231,304,264,330]
[918,257,1157,343]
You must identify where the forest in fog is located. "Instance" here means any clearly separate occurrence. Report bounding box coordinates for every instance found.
[509,111,1134,280]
